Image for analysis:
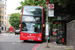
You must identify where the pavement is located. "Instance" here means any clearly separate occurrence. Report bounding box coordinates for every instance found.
[37,42,70,50]
[0,33,14,36]
[37,36,73,50]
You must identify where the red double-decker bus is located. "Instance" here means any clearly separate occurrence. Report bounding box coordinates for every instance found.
[20,6,45,42]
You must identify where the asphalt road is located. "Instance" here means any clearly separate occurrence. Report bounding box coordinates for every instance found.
[0,34,41,50]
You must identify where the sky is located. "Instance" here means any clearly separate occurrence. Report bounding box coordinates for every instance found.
[7,0,24,15]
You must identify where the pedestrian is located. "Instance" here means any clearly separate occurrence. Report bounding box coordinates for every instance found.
[54,30,64,44]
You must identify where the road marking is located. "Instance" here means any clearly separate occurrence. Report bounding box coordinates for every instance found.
[12,42,15,44]
[17,41,20,42]
[32,43,41,50]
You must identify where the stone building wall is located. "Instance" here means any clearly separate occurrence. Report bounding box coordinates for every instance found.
[67,20,75,50]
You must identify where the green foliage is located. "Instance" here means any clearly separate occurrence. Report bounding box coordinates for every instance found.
[9,13,21,29]
[16,0,71,19]
[16,0,46,14]
[50,0,70,5]
[16,0,73,17]
[68,48,71,50]
[10,32,14,33]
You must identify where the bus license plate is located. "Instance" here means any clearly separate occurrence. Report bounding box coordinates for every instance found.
[28,39,33,41]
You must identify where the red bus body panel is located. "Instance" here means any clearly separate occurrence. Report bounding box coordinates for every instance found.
[20,6,44,41]
[20,32,42,41]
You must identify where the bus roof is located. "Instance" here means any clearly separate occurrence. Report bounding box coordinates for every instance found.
[23,6,43,8]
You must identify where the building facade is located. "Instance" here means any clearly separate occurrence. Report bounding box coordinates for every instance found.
[66,20,75,50]
[0,0,7,33]
[6,14,11,32]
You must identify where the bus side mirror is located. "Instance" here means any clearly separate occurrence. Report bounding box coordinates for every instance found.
[19,24,21,27]
[43,24,45,27]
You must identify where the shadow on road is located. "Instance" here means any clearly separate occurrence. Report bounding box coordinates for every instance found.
[21,40,42,44]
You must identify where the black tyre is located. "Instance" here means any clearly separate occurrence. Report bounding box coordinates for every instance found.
[23,40,25,42]
[15,33,16,35]
[23,40,27,42]
[48,39,50,42]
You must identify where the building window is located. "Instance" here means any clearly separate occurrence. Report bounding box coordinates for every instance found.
[0,0,2,1]
[0,10,1,13]
[2,6,4,9]
[5,2,6,5]
[5,22,6,24]
[5,17,6,19]
[0,6,1,8]
[0,21,1,24]
[0,16,1,19]
[2,11,3,14]
[5,7,6,10]
[2,16,3,19]
[5,27,6,31]
[5,12,6,15]
[0,21,1,27]
[2,21,3,24]
[2,27,3,30]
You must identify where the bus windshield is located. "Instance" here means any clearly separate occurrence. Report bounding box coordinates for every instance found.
[22,16,42,22]
[21,22,42,33]
[23,6,42,16]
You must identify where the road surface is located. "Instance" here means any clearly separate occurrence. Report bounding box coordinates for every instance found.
[0,33,41,50]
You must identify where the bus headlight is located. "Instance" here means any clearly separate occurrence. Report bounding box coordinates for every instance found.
[39,35,41,37]
[38,38,41,40]
[37,35,41,37]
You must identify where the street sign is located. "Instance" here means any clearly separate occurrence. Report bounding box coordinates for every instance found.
[46,1,49,5]
[48,4,54,17]
[48,9,54,17]
[45,22,49,36]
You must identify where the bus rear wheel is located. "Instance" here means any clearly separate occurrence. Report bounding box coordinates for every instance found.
[23,40,25,42]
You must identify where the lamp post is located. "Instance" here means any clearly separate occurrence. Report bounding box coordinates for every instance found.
[46,0,50,48]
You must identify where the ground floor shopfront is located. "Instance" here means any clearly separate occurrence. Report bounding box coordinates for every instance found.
[1,25,7,33]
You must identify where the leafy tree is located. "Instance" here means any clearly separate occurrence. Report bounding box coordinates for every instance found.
[9,13,21,29]
[16,0,46,11]
[16,0,75,21]
[16,0,70,11]
[50,0,70,5]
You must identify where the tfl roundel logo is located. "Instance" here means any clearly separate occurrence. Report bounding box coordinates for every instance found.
[48,4,54,9]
